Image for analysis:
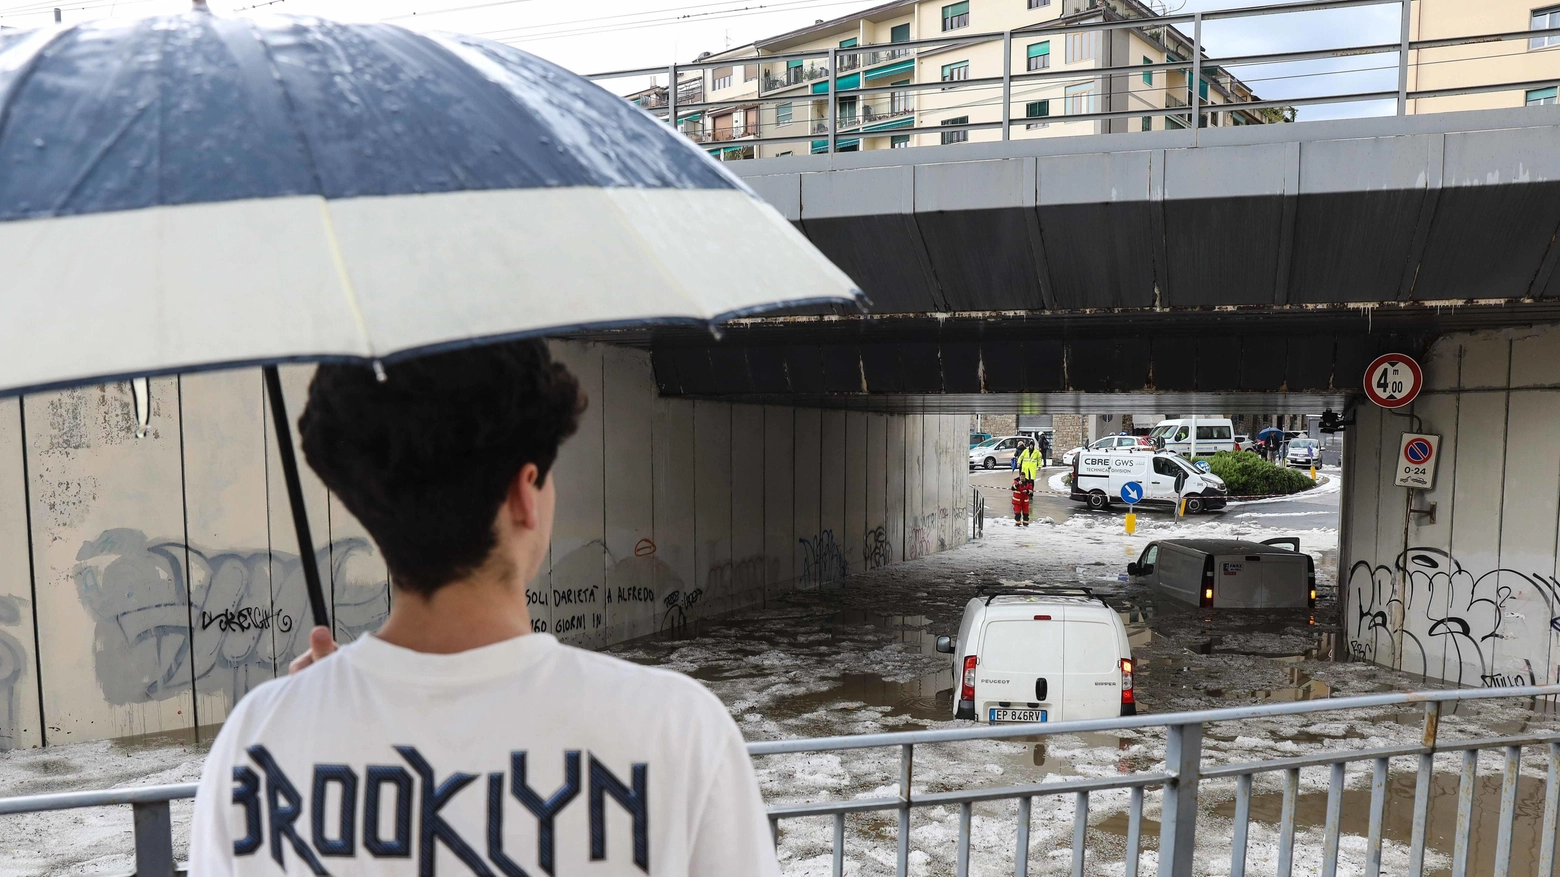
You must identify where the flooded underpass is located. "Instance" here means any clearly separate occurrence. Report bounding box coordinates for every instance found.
[607,514,1560,876]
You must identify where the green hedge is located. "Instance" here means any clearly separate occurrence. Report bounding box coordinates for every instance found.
[1192,451,1316,498]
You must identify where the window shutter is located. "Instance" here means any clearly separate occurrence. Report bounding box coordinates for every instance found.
[891,23,910,42]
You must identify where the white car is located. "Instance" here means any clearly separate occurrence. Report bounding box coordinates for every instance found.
[1286,437,1321,467]
[969,435,1028,470]
[936,587,1136,723]
[1060,434,1155,467]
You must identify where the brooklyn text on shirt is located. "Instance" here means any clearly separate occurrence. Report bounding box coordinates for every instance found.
[232,744,650,876]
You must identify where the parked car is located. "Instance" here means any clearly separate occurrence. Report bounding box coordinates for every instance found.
[936,586,1136,722]
[1128,537,1316,609]
[1060,433,1155,467]
[969,435,1028,470]
[1148,417,1236,456]
[1071,449,1227,513]
[1285,437,1321,467]
[1233,434,1251,452]
[970,432,993,447]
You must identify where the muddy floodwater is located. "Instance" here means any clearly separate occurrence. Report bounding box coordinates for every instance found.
[611,519,1560,876]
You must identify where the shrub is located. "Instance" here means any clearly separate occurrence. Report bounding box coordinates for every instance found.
[1191,451,1315,498]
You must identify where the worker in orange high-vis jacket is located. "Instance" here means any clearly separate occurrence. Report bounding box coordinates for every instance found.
[1011,474,1034,526]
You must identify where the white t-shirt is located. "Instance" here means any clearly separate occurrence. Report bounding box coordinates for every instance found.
[189,633,779,876]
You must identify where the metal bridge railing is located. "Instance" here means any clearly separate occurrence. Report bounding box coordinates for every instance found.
[590,0,1560,157]
[3,685,1558,876]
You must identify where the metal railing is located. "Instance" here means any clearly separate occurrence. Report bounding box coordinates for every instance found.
[971,486,985,539]
[4,685,1558,875]
[592,0,1560,157]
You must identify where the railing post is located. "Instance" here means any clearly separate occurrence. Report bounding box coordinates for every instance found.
[133,800,175,877]
[1397,0,1412,115]
[1408,700,1441,877]
[898,743,912,876]
[1002,30,1012,142]
[667,63,678,130]
[1157,722,1202,877]
[827,47,838,155]
[1189,13,1202,142]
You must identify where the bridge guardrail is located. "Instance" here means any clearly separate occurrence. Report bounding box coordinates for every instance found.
[3,685,1558,876]
[591,0,1560,158]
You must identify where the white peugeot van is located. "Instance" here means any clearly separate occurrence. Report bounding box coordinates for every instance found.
[1071,449,1228,513]
[1149,417,1236,456]
[936,587,1136,723]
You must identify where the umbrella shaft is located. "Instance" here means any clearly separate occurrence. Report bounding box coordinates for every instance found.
[262,366,332,629]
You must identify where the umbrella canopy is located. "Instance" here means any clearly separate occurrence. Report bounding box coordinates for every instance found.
[0,7,861,628]
[1255,427,1287,442]
[0,9,860,398]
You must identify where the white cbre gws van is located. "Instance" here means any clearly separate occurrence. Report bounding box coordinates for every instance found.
[936,587,1136,723]
[1071,449,1227,513]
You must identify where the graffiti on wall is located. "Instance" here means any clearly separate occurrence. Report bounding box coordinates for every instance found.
[863,525,891,571]
[71,529,388,706]
[798,530,850,589]
[0,595,28,749]
[1348,546,1560,687]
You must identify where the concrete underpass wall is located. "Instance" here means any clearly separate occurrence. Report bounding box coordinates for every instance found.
[1343,323,1560,689]
[0,341,969,749]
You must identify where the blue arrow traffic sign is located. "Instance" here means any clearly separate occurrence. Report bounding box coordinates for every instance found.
[1120,482,1143,505]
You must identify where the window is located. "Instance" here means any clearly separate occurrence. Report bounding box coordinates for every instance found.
[1529,86,1559,105]
[891,23,910,42]
[1196,426,1232,440]
[713,68,733,90]
[1532,5,1560,49]
[1028,0,1050,7]
[891,79,913,114]
[839,37,857,48]
[1142,57,1154,85]
[1152,458,1180,477]
[891,134,910,148]
[776,150,793,156]
[777,102,793,123]
[940,115,969,144]
[1027,41,1051,71]
[1066,31,1099,63]
[1141,116,1152,131]
[1141,544,1159,567]
[942,61,969,81]
[1025,99,1049,129]
[838,96,857,124]
[1173,427,1189,442]
[942,1,969,31]
[1064,82,1097,115]
[745,65,757,81]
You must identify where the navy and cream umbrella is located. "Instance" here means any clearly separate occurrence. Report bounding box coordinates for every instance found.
[0,5,862,627]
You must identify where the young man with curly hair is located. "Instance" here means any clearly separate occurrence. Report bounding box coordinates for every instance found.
[189,341,779,876]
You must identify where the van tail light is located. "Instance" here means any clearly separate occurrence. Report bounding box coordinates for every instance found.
[1307,556,1317,608]
[1120,658,1135,706]
[960,656,978,703]
[1200,556,1216,608]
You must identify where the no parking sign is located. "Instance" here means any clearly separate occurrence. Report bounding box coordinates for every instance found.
[1395,433,1440,489]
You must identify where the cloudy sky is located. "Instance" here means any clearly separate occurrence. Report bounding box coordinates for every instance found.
[0,0,1402,119]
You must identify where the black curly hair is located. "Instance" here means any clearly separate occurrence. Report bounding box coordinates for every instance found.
[299,341,585,597]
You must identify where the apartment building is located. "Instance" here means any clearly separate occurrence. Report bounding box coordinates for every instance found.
[1406,0,1560,113]
[657,0,1280,159]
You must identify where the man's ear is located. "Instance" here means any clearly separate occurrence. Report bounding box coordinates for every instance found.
[506,463,542,530]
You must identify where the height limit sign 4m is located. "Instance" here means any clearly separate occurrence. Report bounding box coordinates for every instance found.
[1364,353,1422,409]
[1395,433,1439,489]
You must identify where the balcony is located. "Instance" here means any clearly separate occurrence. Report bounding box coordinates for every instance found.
[675,82,704,105]
[762,64,830,92]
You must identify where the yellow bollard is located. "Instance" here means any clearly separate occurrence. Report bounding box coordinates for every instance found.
[1178,497,1187,517]
[1125,511,1136,535]
[1310,464,1317,480]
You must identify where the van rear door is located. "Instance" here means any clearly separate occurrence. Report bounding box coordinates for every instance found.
[976,617,1063,723]
[1062,607,1123,720]
[1216,552,1309,608]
